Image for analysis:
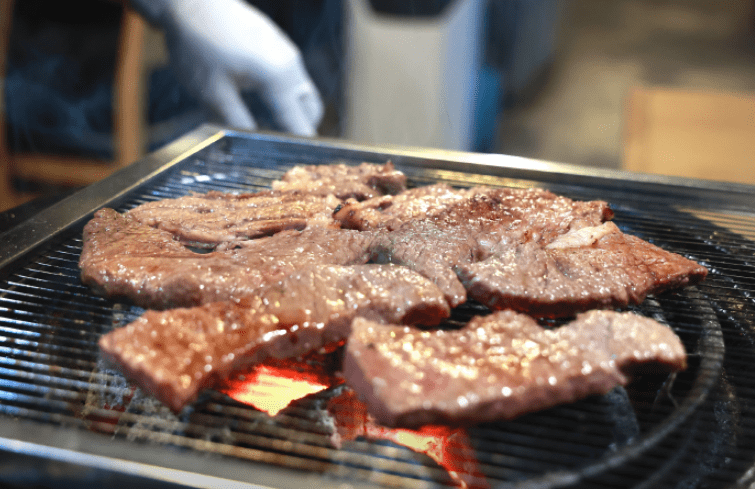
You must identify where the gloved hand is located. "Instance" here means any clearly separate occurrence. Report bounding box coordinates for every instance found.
[131,0,324,136]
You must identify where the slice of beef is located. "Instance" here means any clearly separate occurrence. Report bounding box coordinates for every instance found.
[98,264,450,412]
[457,222,709,317]
[333,183,474,231]
[126,161,407,247]
[126,190,342,247]
[80,208,374,309]
[343,309,687,428]
[370,219,477,308]
[369,187,613,308]
[272,161,407,200]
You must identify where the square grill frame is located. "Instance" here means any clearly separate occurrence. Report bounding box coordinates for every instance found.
[0,124,754,489]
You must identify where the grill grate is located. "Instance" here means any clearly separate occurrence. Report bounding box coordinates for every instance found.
[1,127,754,488]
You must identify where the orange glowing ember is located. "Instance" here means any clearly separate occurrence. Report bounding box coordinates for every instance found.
[219,350,343,416]
[219,349,486,487]
[222,365,333,415]
[368,424,486,488]
[328,389,488,488]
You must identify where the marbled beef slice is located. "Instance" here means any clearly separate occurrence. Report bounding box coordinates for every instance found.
[80,209,374,309]
[272,161,407,200]
[99,264,450,411]
[126,190,342,246]
[457,222,709,317]
[369,187,613,309]
[344,309,687,428]
[333,183,475,231]
[122,160,409,247]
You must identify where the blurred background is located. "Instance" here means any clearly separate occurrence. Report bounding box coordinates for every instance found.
[1,0,755,214]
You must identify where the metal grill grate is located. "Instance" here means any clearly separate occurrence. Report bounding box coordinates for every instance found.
[0,126,754,488]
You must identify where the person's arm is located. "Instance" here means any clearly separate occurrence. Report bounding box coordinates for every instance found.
[129,0,324,136]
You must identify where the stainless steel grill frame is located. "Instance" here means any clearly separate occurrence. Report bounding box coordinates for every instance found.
[0,124,754,488]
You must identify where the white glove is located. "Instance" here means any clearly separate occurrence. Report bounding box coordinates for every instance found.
[131,0,324,136]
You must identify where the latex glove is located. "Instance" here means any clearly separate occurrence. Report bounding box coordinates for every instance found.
[132,0,324,135]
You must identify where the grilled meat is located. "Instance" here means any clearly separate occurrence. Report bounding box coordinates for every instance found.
[126,190,342,247]
[123,160,405,248]
[334,183,474,231]
[369,187,613,309]
[83,161,709,419]
[99,264,450,411]
[80,209,374,309]
[457,222,709,317]
[272,161,407,200]
[343,309,687,428]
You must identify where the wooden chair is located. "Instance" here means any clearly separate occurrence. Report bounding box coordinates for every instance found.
[623,87,755,185]
[0,0,147,213]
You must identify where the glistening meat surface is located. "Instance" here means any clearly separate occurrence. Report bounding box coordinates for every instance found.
[343,310,687,428]
[99,264,450,412]
[126,190,342,246]
[80,209,374,309]
[457,222,709,317]
[369,187,614,309]
[124,161,405,247]
[272,161,407,200]
[334,183,475,231]
[82,161,711,418]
